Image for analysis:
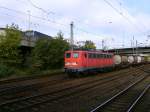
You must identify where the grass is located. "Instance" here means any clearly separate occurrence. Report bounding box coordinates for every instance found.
[0,66,64,80]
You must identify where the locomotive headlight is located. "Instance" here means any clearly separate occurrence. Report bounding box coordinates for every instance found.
[65,62,78,66]
[65,62,70,65]
[72,62,78,65]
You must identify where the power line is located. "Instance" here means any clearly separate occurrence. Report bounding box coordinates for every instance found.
[103,0,143,33]
[27,0,149,38]
[0,6,67,27]
[75,27,107,39]
[26,0,92,27]
[26,0,106,34]
[0,6,71,35]
[0,5,107,39]
[27,0,55,15]
[116,0,150,39]
[10,0,150,42]
[14,0,112,40]
[0,11,67,33]
[0,12,27,26]
[116,0,147,31]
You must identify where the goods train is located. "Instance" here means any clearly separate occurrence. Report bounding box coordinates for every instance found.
[64,50,150,75]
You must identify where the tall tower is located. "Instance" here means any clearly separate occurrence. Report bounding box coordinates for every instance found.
[70,21,74,50]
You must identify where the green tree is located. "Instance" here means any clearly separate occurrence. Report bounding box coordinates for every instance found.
[32,31,69,69]
[79,40,96,50]
[0,24,22,66]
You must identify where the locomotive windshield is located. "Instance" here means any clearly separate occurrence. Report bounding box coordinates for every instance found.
[73,53,79,58]
[66,53,71,58]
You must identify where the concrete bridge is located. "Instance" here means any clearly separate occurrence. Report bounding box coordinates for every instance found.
[108,47,150,55]
[0,28,52,47]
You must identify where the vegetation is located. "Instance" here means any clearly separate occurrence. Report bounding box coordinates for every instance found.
[0,28,69,78]
[0,64,15,78]
[0,24,22,66]
[0,24,96,78]
[77,40,96,50]
[0,24,22,77]
[31,31,70,70]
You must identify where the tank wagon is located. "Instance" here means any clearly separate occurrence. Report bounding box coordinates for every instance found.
[144,56,150,63]
[64,50,150,75]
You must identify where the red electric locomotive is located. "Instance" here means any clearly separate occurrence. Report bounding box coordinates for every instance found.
[64,50,114,74]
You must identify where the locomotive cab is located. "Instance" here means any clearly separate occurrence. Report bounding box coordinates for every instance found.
[64,51,87,73]
[65,52,79,65]
[65,51,80,72]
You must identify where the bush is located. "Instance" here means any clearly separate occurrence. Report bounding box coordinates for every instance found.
[0,24,22,67]
[32,32,69,70]
[0,64,15,78]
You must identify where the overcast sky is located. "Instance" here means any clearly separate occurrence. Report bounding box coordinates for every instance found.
[0,0,150,49]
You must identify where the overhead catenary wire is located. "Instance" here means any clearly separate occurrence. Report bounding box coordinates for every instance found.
[27,0,55,15]
[75,27,107,39]
[14,0,119,41]
[116,0,148,35]
[103,0,144,33]
[0,6,68,27]
[26,0,112,39]
[25,0,148,39]
[0,6,71,36]
[3,0,147,36]
[115,0,150,46]
[25,0,150,47]
[2,0,148,49]
[27,0,144,34]
[0,5,105,41]
[1,1,142,48]
[26,0,94,27]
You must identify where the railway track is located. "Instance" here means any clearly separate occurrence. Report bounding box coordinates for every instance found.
[38,71,145,112]
[127,84,150,112]
[0,65,149,112]
[0,68,142,112]
[0,67,138,102]
[0,72,69,91]
[0,67,145,112]
[0,65,144,95]
[0,74,69,96]
[0,65,147,97]
[0,73,68,95]
[130,84,150,112]
[0,71,64,85]
[90,75,150,112]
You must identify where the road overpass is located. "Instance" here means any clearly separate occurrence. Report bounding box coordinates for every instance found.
[108,47,150,55]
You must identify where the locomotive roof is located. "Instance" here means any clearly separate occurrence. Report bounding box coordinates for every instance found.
[66,50,113,55]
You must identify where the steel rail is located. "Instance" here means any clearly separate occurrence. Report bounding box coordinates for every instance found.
[0,70,136,111]
[127,84,150,112]
[90,76,147,112]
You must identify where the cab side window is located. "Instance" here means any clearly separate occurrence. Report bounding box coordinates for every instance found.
[84,53,87,58]
[93,54,96,58]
